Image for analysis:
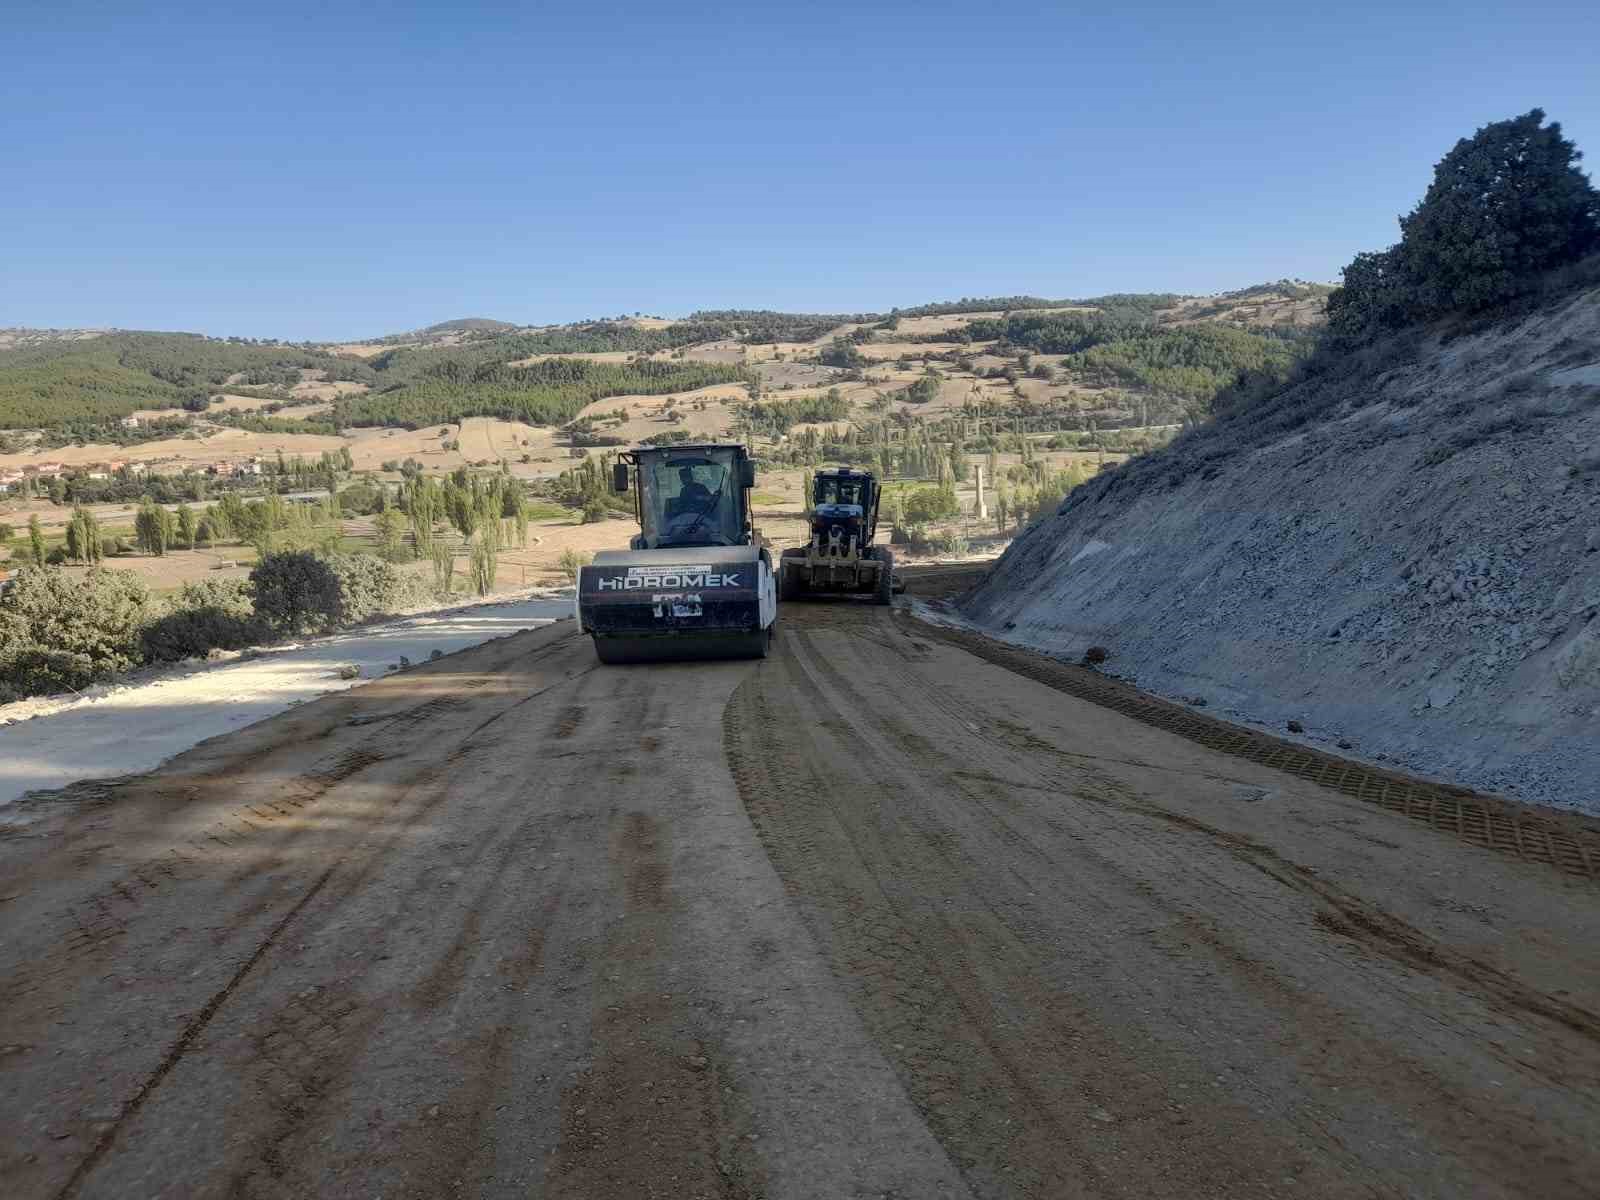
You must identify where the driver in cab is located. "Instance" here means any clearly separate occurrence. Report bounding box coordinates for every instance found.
[678,466,713,506]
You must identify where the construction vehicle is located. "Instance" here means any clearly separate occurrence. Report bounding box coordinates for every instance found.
[576,443,777,664]
[779,467,895,605]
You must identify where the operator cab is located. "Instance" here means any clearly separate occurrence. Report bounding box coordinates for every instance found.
[612,443,758,550]
[811,467,879,546]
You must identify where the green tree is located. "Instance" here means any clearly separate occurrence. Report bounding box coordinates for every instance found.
[902,485,959,524]
[175,504,196,548]
[1401,109,1599,315]
[1330,110,1600,337]
[213,492,245,542]
[431,541,455,593]
[29,514,46,565]
[135,500,174,556]
[404,475,442,556]
[0,523,11,545]
[502,484,529,548]
[468,525,499,596]
[65,506,101,564]
[249,550,342,635]
[374,507,407,561]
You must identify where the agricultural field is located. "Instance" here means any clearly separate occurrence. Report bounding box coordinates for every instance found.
[0,283,1320,602]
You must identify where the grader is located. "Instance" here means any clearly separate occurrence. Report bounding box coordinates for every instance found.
[778,467,895,605]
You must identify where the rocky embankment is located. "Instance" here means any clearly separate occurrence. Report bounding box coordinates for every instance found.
[963,286,1600,815]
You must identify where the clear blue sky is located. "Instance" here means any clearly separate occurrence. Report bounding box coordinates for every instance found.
[4,0,1596,340]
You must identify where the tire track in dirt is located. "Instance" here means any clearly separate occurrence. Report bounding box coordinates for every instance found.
[838,612,1600,1174]
[54,862,342,1200]
[724,640,1116,1199]
[2,625,599,1198]
[726,603,1600,1198]
[914,613,1600,881]
[808,617,1600,1049]
[546,667,765,1200]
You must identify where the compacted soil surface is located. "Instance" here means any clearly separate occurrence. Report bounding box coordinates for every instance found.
[3,569,1597,1199]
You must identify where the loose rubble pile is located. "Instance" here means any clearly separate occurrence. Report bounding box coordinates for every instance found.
[964,286,1600,815]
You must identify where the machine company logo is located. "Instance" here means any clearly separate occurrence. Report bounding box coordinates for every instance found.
[598,569,742,590]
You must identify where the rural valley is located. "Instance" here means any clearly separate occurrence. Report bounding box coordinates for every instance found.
[3,20,1598,1193]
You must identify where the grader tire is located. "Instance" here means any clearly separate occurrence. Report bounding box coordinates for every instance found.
[873,546,895,606]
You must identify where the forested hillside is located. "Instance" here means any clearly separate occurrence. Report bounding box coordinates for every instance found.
[1061,323,1306,403]
[334,356,747,428]
[887,293,1184,318]
[1,286,1330,442]
[0,334,370,433]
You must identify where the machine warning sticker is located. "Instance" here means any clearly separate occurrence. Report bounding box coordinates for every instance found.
[627,564,712,575]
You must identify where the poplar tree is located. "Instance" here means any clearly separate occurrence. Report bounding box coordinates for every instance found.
[175,504,196,548]
[66,506,101,563]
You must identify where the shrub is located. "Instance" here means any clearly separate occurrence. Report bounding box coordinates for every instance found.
[819,337,866,369]
[0,523,12,545]
[557,548,591,581]
[0,566,150,695]
[0,646,99,701]
[338,481,383,515]
[250,551,343,634]
[901,371,940,404]
[142,579,263,662]
[328,553,402,623]
[252,550,402,634]
[389,568,442,610]
[902,485,960,524]
[926,530,969,556]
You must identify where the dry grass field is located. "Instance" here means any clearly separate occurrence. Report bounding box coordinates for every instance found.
[0,427,350,475]
[573,381,745,443]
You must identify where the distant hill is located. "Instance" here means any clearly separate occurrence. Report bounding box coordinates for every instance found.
[0,286,1336,440]
[0,332,370,432]
[418,317,519,336]
[0,328,111,353]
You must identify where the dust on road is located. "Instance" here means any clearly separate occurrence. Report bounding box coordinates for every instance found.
[3,585,1598,1198]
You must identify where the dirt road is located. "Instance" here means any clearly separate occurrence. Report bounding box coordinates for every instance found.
[3,579,1598,1198]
